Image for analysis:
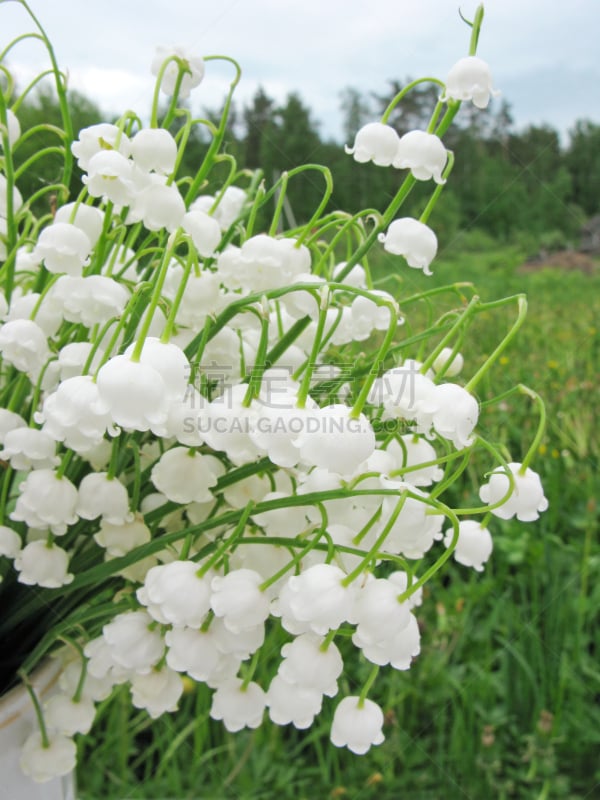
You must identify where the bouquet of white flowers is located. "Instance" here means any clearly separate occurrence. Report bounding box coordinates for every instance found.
[0,0,547,787]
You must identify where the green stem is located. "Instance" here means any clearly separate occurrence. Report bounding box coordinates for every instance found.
[465,295,527,392]
[16,1,74,190]
[358,665,379,707]
[161,244,197,343]
[342,492,408,585]
[196,502,253,577]
[184,56,241,205]
[381,78,445,123]
[295,288,330,406]
[130,233,181,361]
[18,670,50,748]
[419,150,455,224]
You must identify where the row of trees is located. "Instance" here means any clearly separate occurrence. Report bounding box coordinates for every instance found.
[13,79,600,249]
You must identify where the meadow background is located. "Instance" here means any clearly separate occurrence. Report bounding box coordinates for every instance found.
[11,77,600,799]
[74,241,599,800]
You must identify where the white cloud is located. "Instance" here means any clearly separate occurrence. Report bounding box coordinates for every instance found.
[0,0,598,141]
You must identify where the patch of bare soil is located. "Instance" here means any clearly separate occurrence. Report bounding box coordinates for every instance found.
[519,250,597,275]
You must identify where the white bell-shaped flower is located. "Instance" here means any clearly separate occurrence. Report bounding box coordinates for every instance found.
[277,274,323,320]
[94,515,151,557]
[131,128,177,174]
[250,395,319,469]
[378,488,443,559]
[151,447,221,504]
[479,462,548,521]
[191,185,247,231]
[83,636,131,683]
[353,578,412,644]
[54,202,104,247]
[57,342,104,381]
[96,354,170,432]
[14,540,74,587]
[102,610,164,673]
[349,290,396,340]
[429,383,479,448]
[222,472,271,509]
[129,179,185,232]
[130,665,183,718]
[210,616,265,661]
[216,234,309,294]
[284,563,358,635]
[0,427,58,470]
[124,337,189,401]
[332,261,367,289]
[182,209,222,257]
[6,291,63,338]
[137,561,212,628]
[442,56,499,109]
[267,674,323,729]
[35,222,92,275]
[278,633,343,697]
[161,385,208,447]
[353,612,421,669]
[37,375,115,453]
[0,173,22,217]
[210,569,270,632]
[0,524,21,558]
[271,579,315,636]
[1,108,21,147]
[166,626,228,682]
[388,570,423,609]
[151,45,205,99]
[378,217,438,274]
[344,122,400,166]
[0,409,26,443]
[385,435,443,487]
[58,659,115,702]
[76,472,132,525]
[213,185,246,229]
[393,130,447,183]
[200,325,256,385]
[0,319,50,377]
[84,150,135,206]
[444,519,493,571]
[209,678,266,732]
[297,404,376,476]
[163,264,220,329]
[20,730,77,783]
[44,693,97,735]
[11,469,78,535]
[432,346,464,376]
[51,275,130,327]
[71,123,131,171]
[252,491,310,538]
[330,696,385,754]
[370,361,436,423]
[202,383,262,465]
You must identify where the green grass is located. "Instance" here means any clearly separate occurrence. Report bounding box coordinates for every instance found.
[77,240,600,800]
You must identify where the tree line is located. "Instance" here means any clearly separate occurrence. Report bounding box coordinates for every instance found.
[13,79,600,251]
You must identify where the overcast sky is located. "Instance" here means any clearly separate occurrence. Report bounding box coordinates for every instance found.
[1,0,598,142]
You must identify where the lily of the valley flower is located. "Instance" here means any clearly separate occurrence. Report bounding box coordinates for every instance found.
[330,696,385,754]
[378,217,438,274]
[345,122,400,166]
[479,463,549,521]
[151,45,205,99]
[442,55,499,109]
[393,130,448,183]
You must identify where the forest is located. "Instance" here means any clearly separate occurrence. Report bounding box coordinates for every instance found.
[13,77,600,255]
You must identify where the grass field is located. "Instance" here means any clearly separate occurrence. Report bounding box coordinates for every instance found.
[77,239,600,800]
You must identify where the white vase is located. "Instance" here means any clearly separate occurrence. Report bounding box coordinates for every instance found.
[0,659,76,800]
